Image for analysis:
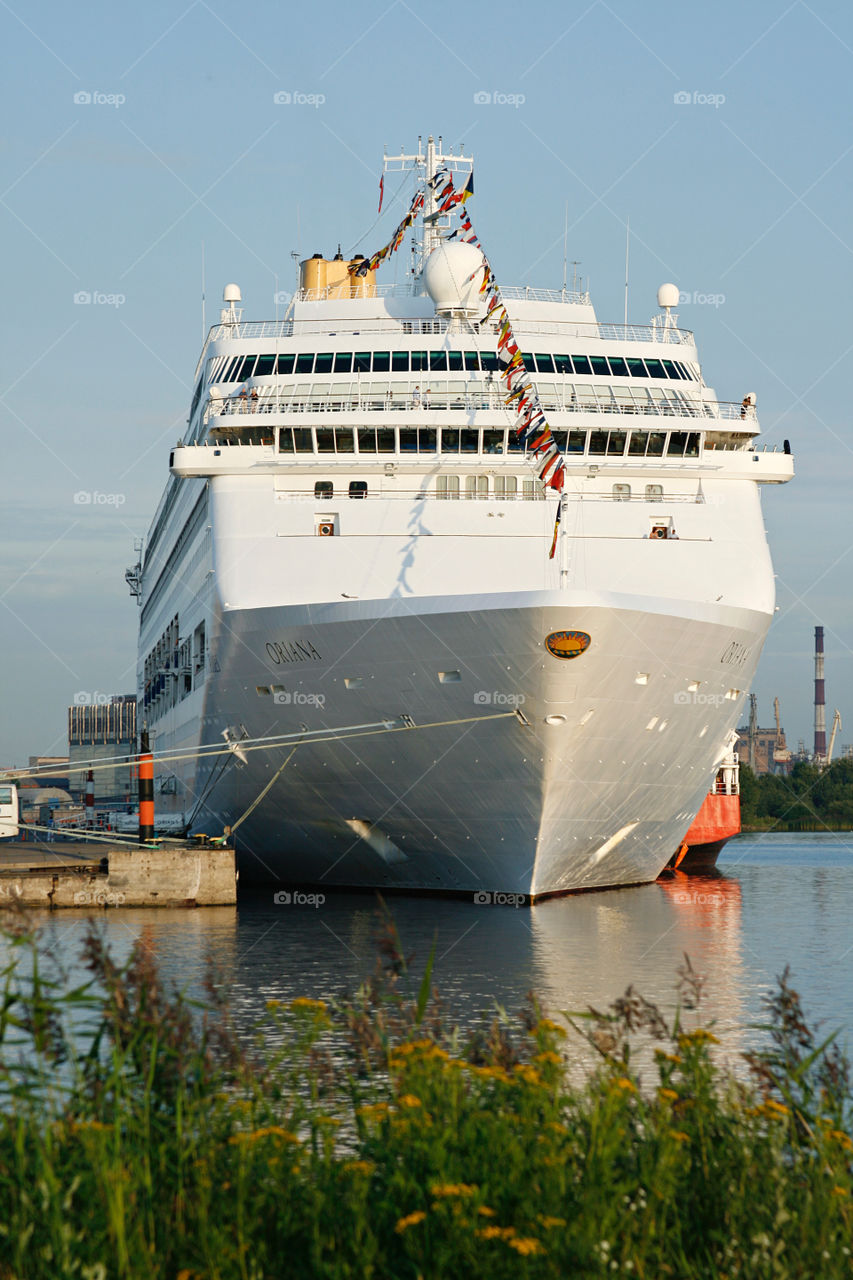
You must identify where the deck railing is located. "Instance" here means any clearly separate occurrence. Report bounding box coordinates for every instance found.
[206,390,752,424]
[205,318,695,345]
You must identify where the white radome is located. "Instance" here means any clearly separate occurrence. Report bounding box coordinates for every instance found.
[657,282,680,309]
[423,241,485,315]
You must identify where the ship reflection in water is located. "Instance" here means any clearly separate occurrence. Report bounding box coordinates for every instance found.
[22,834,853,1061]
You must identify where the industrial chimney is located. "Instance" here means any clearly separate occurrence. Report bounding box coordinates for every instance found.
[814,626,826,758]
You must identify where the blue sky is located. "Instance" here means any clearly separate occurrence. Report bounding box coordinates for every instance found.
[1,0,851,764]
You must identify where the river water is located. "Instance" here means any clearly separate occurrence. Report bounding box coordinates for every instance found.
[18,832,853,1061]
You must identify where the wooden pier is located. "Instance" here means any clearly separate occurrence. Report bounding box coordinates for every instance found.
[0,835,236,909]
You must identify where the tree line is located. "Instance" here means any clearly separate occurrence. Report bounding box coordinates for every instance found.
[739,757,853,829]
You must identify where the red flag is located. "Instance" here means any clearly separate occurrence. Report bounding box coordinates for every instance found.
[378,174,384,214]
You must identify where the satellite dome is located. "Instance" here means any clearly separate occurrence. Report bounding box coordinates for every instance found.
[657,282,680,309]
[423,242,486,316]
[223,283,242,303]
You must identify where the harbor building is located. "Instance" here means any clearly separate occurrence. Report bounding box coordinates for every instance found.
[68,695,137,807]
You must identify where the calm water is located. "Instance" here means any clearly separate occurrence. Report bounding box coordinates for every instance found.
[22,832,853,1058]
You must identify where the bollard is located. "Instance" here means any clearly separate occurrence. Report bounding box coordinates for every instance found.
[138,729,154,843]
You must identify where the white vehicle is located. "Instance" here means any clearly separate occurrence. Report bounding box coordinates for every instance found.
[129,137,792,899]
[0,783,19,839]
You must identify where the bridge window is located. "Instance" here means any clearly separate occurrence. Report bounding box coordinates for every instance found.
[534,353,555,373]
[293,428,314,452]
[608,356,629,377]
[372,351,390,372]
[461,429,479,453]
[376,428,396,453]
[627,358,648,377]
[553,354,572,375]
[333,352,352,373]
[667,431,688,456]
[646,432,666,456]
[419,427,437,451]
[411,351,429,372]
[314,353,333,374]
[483,429,504,454]
[590,356,609,377]
[464,351,481,371]
[567,430,586,453]
[353,352,371,372]
[295,353,314,374]
[316,429,335,453]
[645,359,666,378]
[572,355,592,375]
[255,354,276,376]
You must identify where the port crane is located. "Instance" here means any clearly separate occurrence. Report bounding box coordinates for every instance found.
[772,697,792,772]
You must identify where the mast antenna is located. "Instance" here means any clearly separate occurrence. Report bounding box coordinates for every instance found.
[201,240,206,342]
[624,217,630,326]
[561,203,568,297]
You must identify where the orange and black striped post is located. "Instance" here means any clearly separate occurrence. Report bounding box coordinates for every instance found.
[138,728,154,843]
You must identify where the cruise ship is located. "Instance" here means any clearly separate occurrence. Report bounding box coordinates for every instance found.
[128,137,792,899]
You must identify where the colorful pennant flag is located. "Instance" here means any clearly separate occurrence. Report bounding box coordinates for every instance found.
[548,497,562,560]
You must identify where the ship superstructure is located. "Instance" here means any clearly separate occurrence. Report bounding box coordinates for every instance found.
[131,137,792,898]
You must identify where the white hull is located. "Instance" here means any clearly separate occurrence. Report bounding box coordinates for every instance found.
[175,590,767,898]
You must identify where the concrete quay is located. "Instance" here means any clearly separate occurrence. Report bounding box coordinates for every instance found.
[0,836,236,909]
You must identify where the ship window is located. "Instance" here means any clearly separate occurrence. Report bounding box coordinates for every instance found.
[376,428,396,453]
[507,430,524,453]
[645,484,663,501]
[520,353,534,370]
[465,475,489,499]
[499,475,518,499]
[357,428,377,453]
[371,351,390,372]
[429,350,448,372]
[566,430,586,453]
[441,429,460,453]
[607,431,627,455]
[481,352,499,372]
[219,357,241,382]
[667,431,688,456]
[316,429,335,453]
[483,429,504,454]
[255,354,275,376]
[294,353,314,374]
[628,431,648,455]
[464,351,481,371]
[460,428,478,453]
[314,353,333,374]
[315,481,333,499]
[662,359,682,379]
[551,430,568,451]
[612,483,631,501]
[437,475,460,500]
[278,429,294,453]
[335,428,355,454]
[234,355,256,380]
[534,353,555,373]
[399,428,418,453]
[589,430,608,455]
[572,355,592,375]
[523,478,546,500]
[419,427,437,451]
[643,358,664,379]
[608,356,629,377]
[275,353,295,374]
[391,351,409,372]
[554,354,573,375]
[646,432,666,456]
[411,351,428,372]
[293,428,314,452]
[685,432,700,457]
[674,362,692,380]
[447,351,464,371]
[590,356,609,377]
[333,352,352,373]
[627,358,648,377]
[349,481,367,499]
[353,351,371,372]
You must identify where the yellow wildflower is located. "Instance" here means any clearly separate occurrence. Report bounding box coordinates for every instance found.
[658,1088,679,1102]
[395,1210,427,1233]
[614,1077,636,1093]
[508,1237,546,1256]
[342,1161,374,1176]
[655,1050,683,1065]
[761,1099,790,1118]
[677,1029,719,1049]
[265,999,283,1010]
[356,1102,389,1119]
[514,1065,542,1085]
[397,1094,423,1109]
[832,1186,849,1196]
[476,1225,516,1241]
[668,1130,691,1143]
[289,997,327,1012]
[430,1183,476,1198]
[535,1019,567,1038]
[477,1206,496,1218]
[828,1130,853,1152]
[538,1216,567,1229]
[534,1051,562,1066]
[547,1121,568,1136]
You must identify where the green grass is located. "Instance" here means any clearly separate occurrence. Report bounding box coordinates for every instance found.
[0,906,849,1279]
